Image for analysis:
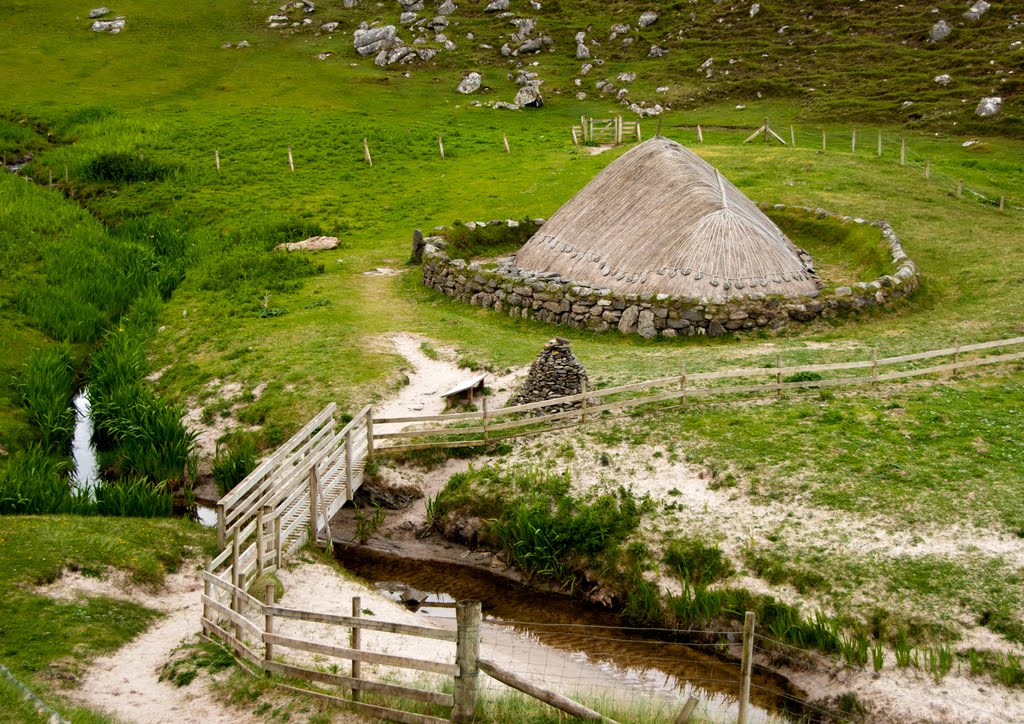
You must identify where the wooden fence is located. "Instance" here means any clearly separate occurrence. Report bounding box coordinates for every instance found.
[374,335,1024,451]
[572,115,642,146]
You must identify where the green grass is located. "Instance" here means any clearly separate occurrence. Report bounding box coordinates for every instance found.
[0,516,214,721]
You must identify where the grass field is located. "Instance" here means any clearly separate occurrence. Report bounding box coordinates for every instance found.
[1,0,1023,719]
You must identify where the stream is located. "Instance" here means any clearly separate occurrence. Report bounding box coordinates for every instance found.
[71,390,100,494]
[335,548,803,722]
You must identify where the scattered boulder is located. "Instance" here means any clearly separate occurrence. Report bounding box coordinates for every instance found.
[929,19,952,42]
[275,236,341,252]
[648,45,668,57]
[400,11,417,24]
[88,7,110,18]
[457,71,482,94]
[617,71,636,83]
[514,85,543,108]
[963,1,990,21]
[236,40,251,48]
[437,0,457,16]
[750,3,760,17]
[321,21,338,32]
[638,11,658,27]
[975,97,1002,117]
[484,0,508,11]
[934,73,952,85]
[398,0,423,10]
[353,25,399,56]
[91,16,125,32]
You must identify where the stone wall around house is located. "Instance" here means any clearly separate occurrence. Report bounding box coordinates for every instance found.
[419,205,921,338]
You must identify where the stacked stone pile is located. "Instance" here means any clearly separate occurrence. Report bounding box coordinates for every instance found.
[510,338,590,411]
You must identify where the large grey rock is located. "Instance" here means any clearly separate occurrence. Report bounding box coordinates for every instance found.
[648,45,668,57]
[398,0,423,9]
[975,97,1002,117]
[576,43,590,59]
[618,305,640,333]
[457,71,481,94]
[91,16,125,32]
[929,19,952,42]
[934,73,952,86]
[89,7,110,18]
[750,3,760,17]
[707,320,726,337]
[637,309,657,339]
[437,0,457,16]
[963,1,990,21]
[399,12,417,24]
[638,11,658,27]
[321,21,338,32]
[514,85,543,108]
[354,25,399,55]
[484,0,508,11]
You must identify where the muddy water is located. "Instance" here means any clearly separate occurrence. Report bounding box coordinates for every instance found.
[336,549,804,722]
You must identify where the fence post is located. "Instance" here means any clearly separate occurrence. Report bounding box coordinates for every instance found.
[453,600,482,723]
[351,596,362,701]
[589,117,594,142]
[680,361,687,404]
[999,195,1005,211]
[851,128,856,155]
[953,335,960,377]
[366,408,375,460]
[363,138,373,167]
[775,353,782,397]
[439,135,445,160]
[231,533,242,639]
[877,129,882,158]
[217,504,226,548]
[900,136,906,167]
[482,397,489,443]
[580,115,586,142]
[287,145,295,173]
[925,159,931,180]
[48,168,53,187]
[344,430,353,500]
[790,125,795,148]
[64,161,69,182]
[502,130,510,154]
[738,611,755,724]
[215,148,220,175]
[264,584,275,675]
[697,124,703,143]
[580,384,589,424]
[871,348,878,387]
[821,128,826,152]
[675,696,699,724]
[762,117,769,145]
[571,127,579,145]
[635,121,642,142]
[956,179,963,200]
[308,468,319,539]
[273,514,282,569]
[202,556,212,625]
[256,507,266,576]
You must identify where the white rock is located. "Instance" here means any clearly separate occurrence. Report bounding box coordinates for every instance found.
[638,11,658,27]
[750,3,760,17]
[975,96,1002,117]
[457,72,481,94]
[934,73,951,85]
[88,7,110,18]
[963,1,990,21]
[929,19,952,42]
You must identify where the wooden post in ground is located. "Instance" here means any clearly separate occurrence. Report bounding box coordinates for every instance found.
[821,128,826,152]
[202,556,212,623]
[680,361,687,404]
[502,130,510,154]
[953,335,961,378]
[871,348,878,387]
[231,533,242,639]
[215,148,220,175]
[264,584,275,675]
[615,115,623,145]
[589,117,594,142]
[363,138,372,167]
[365,408,375,460]
[790,125,795,148]
[852,128,857,155]
[697,125,704,143]
[273,515,282,569]
[287,145,294,173]
[453,600,482,723]
[900,136,906,167]
[775,353,782,397]
[957,179,963,200]
[63,161,68,182]
[738,611,755,724]
[580,115,587,142]
[580,385,589,424]
[635,121,642,142]
[675,696,700,724]
[438,135,445,160]
[351,596,362,701]
[308,467,319,540]
[877,129,882,158]
[217,504,226,548]
[999,195,1005,211]
[482,397,489,443]
[762,117,769,144]
[256,507,266,576]
[925,159,931,180]
[571,127,579,145]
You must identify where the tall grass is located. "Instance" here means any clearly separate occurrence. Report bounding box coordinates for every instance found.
[0,445,87,515]
[212,437,258,496]
[94,478,174,518]
[19,345,76,455]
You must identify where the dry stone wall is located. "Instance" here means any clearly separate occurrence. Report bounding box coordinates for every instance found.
[420,205,920,338]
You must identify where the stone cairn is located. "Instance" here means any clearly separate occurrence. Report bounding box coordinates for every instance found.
[510,337,590,412]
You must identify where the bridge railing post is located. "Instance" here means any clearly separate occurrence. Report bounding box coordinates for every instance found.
[345,430,353,500]
[366,408,375,459]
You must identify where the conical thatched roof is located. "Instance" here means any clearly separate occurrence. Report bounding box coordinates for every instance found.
[514,137,820,299]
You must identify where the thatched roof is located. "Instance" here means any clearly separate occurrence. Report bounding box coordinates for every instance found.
[514,136,820,300]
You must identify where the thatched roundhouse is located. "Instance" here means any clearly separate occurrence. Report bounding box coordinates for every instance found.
[514,136,821,300]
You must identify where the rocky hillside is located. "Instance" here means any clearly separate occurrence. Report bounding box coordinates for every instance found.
[248,0,1022,133]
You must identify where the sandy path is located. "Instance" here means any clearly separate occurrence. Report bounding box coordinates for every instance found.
[41,567,258,724]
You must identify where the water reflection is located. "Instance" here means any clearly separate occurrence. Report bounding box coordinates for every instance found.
[71,390,99,494]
